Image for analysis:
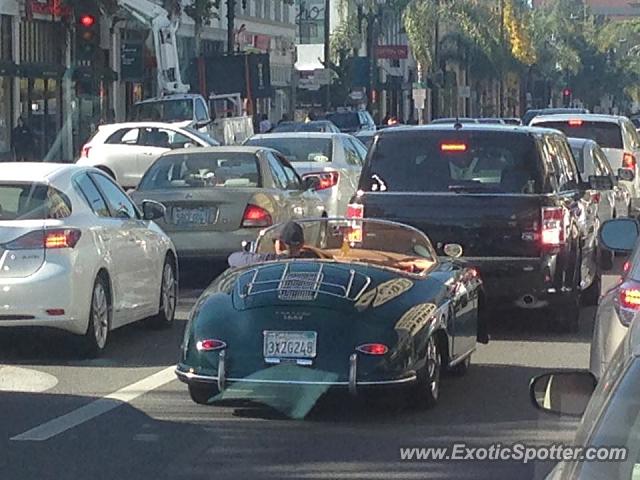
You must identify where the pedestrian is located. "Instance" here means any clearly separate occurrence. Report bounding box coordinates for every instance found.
[259,114,272,133]
[11,117,33,162]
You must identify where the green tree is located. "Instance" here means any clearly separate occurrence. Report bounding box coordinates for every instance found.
[184,0,221,56]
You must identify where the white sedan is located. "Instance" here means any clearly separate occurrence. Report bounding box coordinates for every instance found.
[76,122,219,189]
[0,163,178,356]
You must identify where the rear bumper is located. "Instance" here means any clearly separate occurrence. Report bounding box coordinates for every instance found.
[166,229,260,260]
[460,256,566,308]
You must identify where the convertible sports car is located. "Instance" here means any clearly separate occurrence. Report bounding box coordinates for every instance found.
[176,218,486,409]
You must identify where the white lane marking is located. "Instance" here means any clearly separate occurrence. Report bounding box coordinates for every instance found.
[0,366,58,393]
[11,366,175,442]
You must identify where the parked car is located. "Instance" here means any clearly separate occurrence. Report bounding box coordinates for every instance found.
[530,114,640,216]
[176,217,486,407]
[530,316,640,479]
[568,137,630,222]
[245,132,367,217]
[325,110,376,133]
[590,218,640,379]
[522,107,589,126]
[271,120,340,133]
[129,146,325,261]
[76,122,219,189]
[0,163,177,356]
[349,124,601,331]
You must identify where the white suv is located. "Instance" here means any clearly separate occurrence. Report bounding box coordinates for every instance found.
[531,114,640,215]
[76,122,218,189]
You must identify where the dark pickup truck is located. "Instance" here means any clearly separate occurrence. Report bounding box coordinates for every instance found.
[349,124,604,331]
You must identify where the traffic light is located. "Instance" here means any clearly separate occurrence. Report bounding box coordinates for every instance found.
[562,87,572,107]
[75,4,100,64]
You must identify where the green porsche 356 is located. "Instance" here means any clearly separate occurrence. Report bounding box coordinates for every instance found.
[176,218,486,408]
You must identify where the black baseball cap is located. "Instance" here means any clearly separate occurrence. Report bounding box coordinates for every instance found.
[278,221,304,246]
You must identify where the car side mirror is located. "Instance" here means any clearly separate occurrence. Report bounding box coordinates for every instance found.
[195,119,212,129]
[302,176,320,191]
[529,371,596,417]
[141,200,166,221]
[241,240,255,252]
[619,168,635,182]
[589,175,614,190]
[599,218,640,254]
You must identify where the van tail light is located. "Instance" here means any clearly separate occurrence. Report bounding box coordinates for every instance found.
[196,339,227,351]
[80,144,92,158]
[623,152,636,169]
[356,343,389,355]
[541,207,565,246]
[302,171,340,190]
[241,204,272,228]
[616,279,640,326]
[346,203,364,218]
[3,229,82,250]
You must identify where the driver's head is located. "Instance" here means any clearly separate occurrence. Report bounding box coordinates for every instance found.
[277,221,304,256]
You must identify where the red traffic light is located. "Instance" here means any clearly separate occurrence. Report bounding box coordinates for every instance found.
[562,88,572,97]
[79,14,96,28]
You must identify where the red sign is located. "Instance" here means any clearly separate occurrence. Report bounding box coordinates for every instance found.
[27,0,71,18]
[254,35,271,52]
[374,45,408,60]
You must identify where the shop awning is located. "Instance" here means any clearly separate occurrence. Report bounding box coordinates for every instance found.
[0,60,17,76]
[17,62,66,79]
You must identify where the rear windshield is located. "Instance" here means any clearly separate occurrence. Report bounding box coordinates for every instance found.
[326,113,359,130]
[360,131,543,194]
[534,121,623,149]
[0,183,72,220]
[138,152,262,190]
[245,137,333,163]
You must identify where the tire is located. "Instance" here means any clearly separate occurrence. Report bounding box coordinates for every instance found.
[188,383,219,405]
[148,257,177,329]
[449,354,471,376]
[81,275,111,358]
[581,271,601,307]
[410,334,442,408]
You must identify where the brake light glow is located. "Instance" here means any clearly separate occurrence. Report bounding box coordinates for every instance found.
[623,153,636,169]
[303,171,340,190]
[4,229,81,250]
[46,309,65,316]
[241,204,272,228]
[196,339,227,351]
[356,343,389,355]
[346,203,364,218]
[541,207,565,246]
[568,119,583,126]
[619,281,640,310]
[80,144,91,158]
[441,143,467,152]
[624,261,631,273]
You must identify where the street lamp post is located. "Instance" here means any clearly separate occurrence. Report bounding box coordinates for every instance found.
[355,0,385,116]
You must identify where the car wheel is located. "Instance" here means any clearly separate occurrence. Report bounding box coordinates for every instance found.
[412,334,442,408]
[148,257,177,329]
[81,275,111,357]
[188,383,219,405]
[581,270,601,307]
[449,354,471,376]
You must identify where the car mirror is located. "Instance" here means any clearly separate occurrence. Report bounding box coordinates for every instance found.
[619,168,635,182]
[302,176,320,191]
[599,218,640,253]
[241,240,255,252]
[443,243,463,258]
[589,175,614,190]
[141,200,166,221]
[529,371,596,417]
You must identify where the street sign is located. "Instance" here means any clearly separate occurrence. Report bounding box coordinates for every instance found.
[458,85,471,98]
[349,90,365,101]
[313,68,331,85]
[120,42,144,81]
[412,88,427,107]
[374,45,408,60]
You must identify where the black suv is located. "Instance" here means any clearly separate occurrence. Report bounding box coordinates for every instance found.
[325,110,376,134]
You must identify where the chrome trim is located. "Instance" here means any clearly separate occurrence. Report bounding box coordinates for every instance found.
[217,350,226,392]
[448,347,475,368]
[348,353,358,396]
[175,368,416,387]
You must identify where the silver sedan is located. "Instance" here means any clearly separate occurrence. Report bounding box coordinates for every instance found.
[129,146,326,260]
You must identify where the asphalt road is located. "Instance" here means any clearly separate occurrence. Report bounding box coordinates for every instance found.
[0,262,598,480]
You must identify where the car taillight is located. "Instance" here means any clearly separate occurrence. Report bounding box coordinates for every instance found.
[241,204,272,227]
[541,207,565,246]
[196,339,227,351]
[617,279,640,326]
[4,229,82,250]
[356,343,389,355]
[303,171,340,190]
[81,145,92,158]
[623,152,636,169]
[346,203,364,218]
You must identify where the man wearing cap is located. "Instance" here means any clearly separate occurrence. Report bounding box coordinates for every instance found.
[228,221,305,268]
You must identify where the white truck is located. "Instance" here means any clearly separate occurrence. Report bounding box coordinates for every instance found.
[117,0,253,144]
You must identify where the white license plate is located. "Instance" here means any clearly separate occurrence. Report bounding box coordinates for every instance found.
[263,331,317,359]
[172,207,214,225]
